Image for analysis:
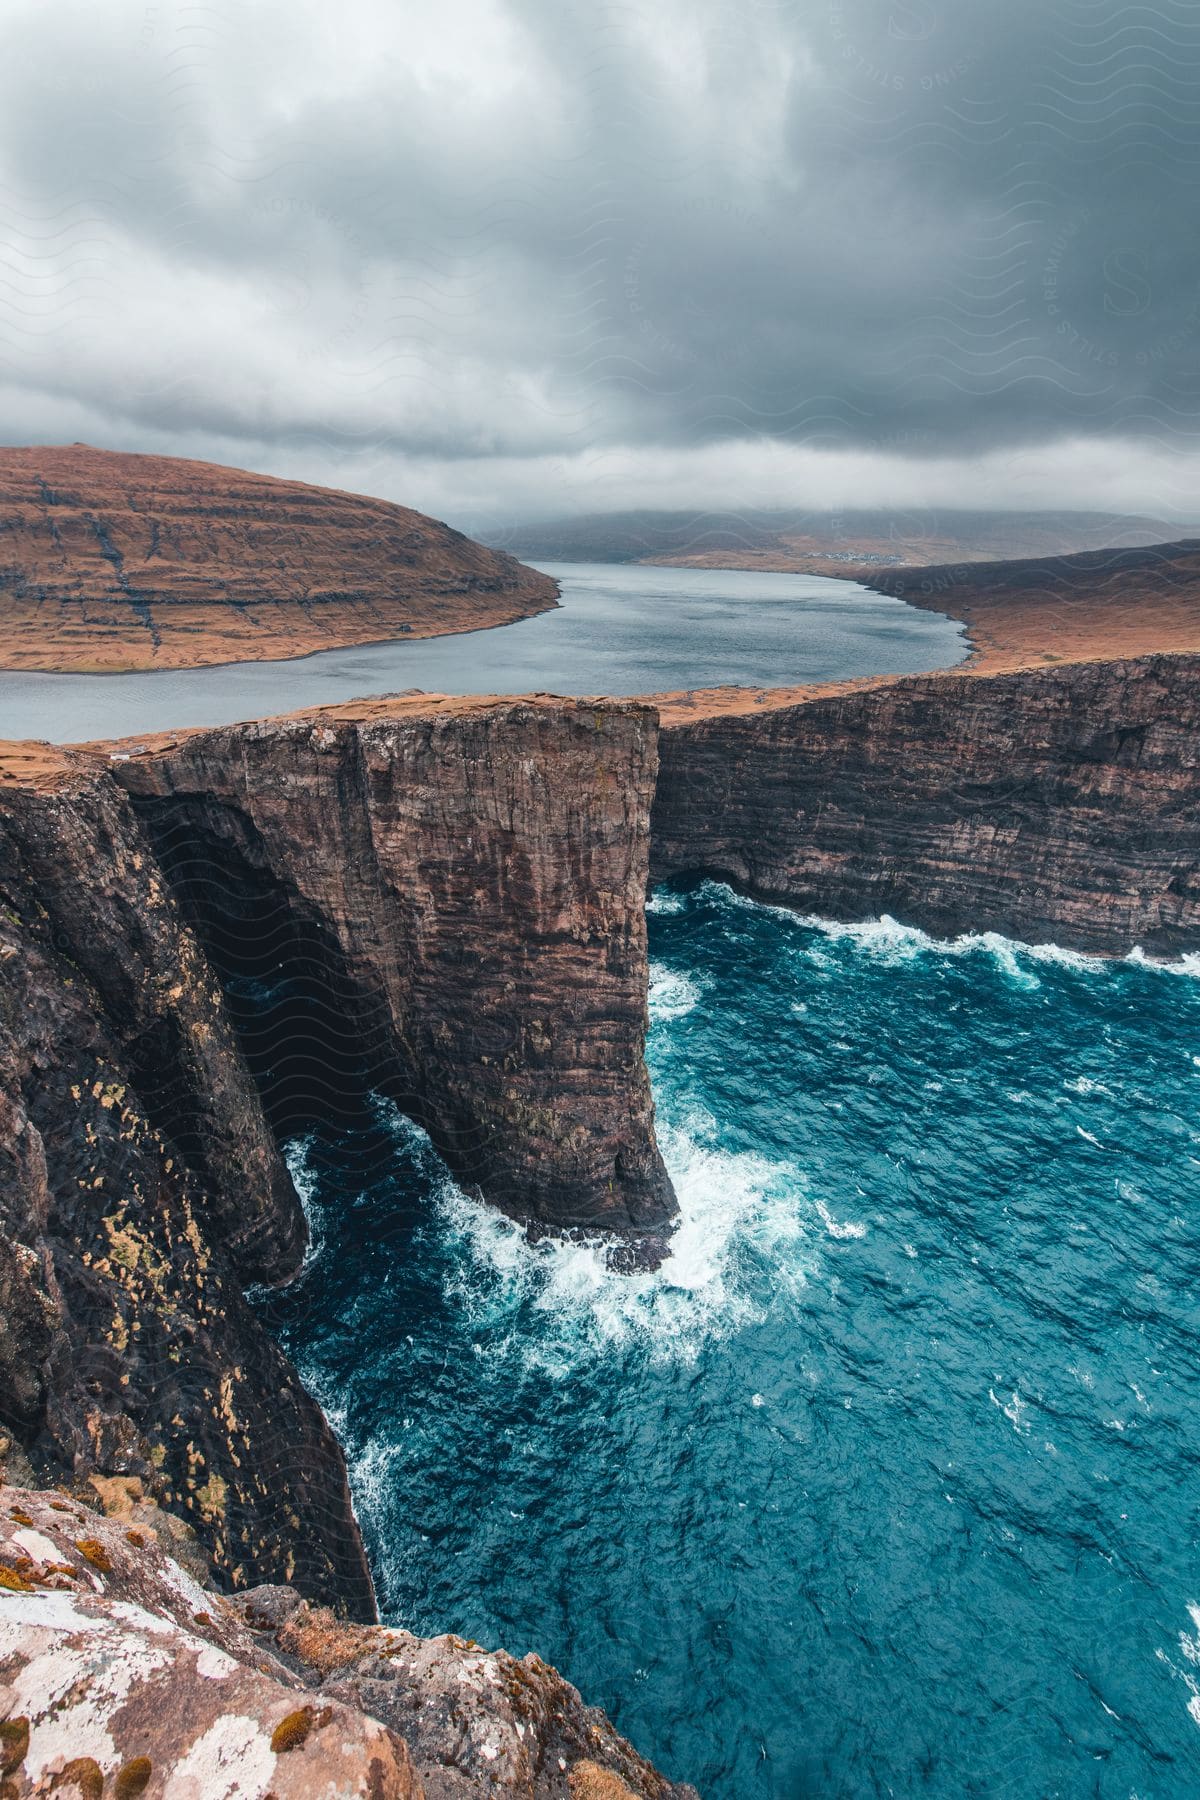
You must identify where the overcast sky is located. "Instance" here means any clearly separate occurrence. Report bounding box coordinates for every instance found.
[3,0,1200,527]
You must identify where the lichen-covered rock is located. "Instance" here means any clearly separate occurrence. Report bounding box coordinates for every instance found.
[0,772,374,1616]
[231,1590,700,1799]
[0,1489,419,1797]
[0,1491,698,1799]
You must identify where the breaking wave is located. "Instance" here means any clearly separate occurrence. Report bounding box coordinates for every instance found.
[426,1105,814,1369]
[698,877,1200,983]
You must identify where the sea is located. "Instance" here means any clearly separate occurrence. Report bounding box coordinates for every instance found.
[253,878,1200,1800]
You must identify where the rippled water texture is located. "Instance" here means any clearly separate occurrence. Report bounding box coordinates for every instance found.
[256,883,1200,1799]
[0,562,965,742]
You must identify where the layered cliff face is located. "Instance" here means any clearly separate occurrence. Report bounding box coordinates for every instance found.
[652,655,1200,956]
[0,445,558,672]
[0,696,675,1620]
[0,760,376,1618]
[2,651,1197,1798]
[116,697,675,1247]
[0,700,690,1789]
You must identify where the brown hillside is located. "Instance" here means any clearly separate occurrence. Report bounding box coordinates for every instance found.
[0,445,558,672]
[866,539,1200,673]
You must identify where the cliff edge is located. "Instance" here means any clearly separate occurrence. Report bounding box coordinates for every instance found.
[0,1482,698,1798]
[115,697,675,1246]
[0,696,675,1614]
[653,654,1200,955]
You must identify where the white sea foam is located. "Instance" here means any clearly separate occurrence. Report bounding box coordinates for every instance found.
[648,962,704,1021]
[1024,941,1101,971]
[687,884,1053,985]
[1127,947,1200,979]
[1181,1602,1200,1667]
[425,1105,818,1368]
[989,1388,1030,1432]
[645,889,686,916]
[814,1198,867,1240]
[1162,1603,1200,1732]
[1064,1075,1113,1097]
[243,1134,325,1299]
[667,879,1200,982]
[283,1134,326,1269]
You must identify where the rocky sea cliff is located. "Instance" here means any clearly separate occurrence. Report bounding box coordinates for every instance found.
[2,652,1198,1793]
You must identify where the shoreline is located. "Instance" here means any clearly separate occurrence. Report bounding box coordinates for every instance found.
[0,556,918,680]
[6,643,1199,787]
[10,534,1200,717]
[0,441,560,674]
[0,587,562,675]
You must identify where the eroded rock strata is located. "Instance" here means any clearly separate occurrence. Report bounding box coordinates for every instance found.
[115,698,674,1243]
[0,697,674,1617]
[653,655,1200,956]
[0,762,376,1618]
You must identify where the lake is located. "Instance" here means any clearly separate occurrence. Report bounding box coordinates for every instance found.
[0,562,967,743]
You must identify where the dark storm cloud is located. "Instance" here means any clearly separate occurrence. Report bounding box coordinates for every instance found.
[0,0,1198,516]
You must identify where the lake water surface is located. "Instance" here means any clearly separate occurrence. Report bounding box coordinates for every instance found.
[0,562,967,743]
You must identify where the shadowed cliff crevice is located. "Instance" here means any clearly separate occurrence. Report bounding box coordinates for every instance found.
[128,793,408,1143]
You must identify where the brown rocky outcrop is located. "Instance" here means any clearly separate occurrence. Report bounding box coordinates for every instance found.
[0,1487,419,1798]
[0,445,558,672]
[652,654,1200,955]
[867,539,1200,672]
[0,764,376,1617]
[0,1485,698,1798]
[114,697,675,1246]
[0,696,675,1620]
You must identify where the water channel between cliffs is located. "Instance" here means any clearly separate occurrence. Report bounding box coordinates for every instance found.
[0,563,966,742]
[252,879,1200,1800]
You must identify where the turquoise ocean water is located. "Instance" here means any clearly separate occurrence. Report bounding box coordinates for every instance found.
[255,881,1200,1799]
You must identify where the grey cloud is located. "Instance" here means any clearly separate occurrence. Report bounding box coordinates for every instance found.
[1,0,1198,517]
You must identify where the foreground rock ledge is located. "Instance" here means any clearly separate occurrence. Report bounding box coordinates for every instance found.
[0,1485,699,1798]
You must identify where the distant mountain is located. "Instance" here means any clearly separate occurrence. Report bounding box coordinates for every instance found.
[490,508,1186,572]
[0,445,557,673]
